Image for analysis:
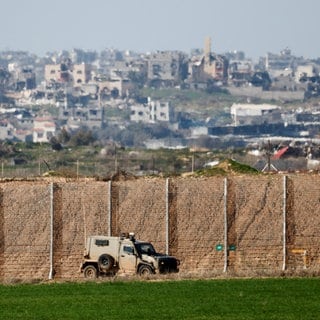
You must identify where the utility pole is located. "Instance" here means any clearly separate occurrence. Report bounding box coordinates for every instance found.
[267,140,271,172]
[114,146,118,173]
[152,156,155,174]
[76,160,79,179]
[191,152,195,173]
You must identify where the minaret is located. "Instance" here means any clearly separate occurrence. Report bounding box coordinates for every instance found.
[265,53,269,70]
[204,36,211,64]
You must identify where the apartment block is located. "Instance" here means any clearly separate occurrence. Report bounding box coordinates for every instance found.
[130,98,172,123]
[146,51,187,84]
[44,63,92,86]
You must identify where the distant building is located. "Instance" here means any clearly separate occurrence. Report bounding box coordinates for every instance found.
[228,59,253,87]
[45,64,68,83]
[0,120,15,140]
[33,116,56,143]
[295,64,319,82]
[16,67,36,90]
[130,98,172,123]
[265,48,295,71]
[44,63,92,86]
[96,77,134,98]
[203,37,228,82]
[60,107,103,130]
[190,126,209,137]
[260,48,306,78]
[230,103,282,126]
[70,48,98,64]
[7,63,36,90]
[72,64,92,86]
[146,51,188,86]
[188,37,228,84]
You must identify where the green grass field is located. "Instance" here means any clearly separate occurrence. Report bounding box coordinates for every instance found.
[0,278,319,319]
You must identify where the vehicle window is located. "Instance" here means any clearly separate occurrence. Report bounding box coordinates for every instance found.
[136,243,156,255]
[123,245,134,255]
[95,239,109,246]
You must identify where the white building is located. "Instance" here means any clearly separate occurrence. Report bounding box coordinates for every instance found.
[230,103,282,126]
[33,116,56,143]
[130,98,172,123]
[0,120,15,140]
[295,64,317,82]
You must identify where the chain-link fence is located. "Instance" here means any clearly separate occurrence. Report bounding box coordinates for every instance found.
[0,152,211,178]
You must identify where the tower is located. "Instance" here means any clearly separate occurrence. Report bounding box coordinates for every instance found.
[204,36,212,63]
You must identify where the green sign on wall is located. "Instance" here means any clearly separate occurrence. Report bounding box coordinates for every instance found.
[215,244,236,251]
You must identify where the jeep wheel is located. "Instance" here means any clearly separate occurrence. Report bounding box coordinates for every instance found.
[138,265,153,276]
[98,254,114,272]
[83,265,97,279]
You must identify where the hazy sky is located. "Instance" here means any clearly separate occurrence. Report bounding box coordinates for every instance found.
[1,0,319,60]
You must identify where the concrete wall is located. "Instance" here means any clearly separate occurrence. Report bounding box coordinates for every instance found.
[0,174,320,282]
[228,86,305,101]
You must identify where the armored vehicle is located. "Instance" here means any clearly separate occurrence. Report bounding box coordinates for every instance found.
[81,233,179,278]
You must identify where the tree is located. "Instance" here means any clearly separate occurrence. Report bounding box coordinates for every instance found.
[49,136,63,151]
[68,128,96,146]
[58,127,71,144]
[0,141,16,157]
[250,71,271,90]
[128,71,147,89]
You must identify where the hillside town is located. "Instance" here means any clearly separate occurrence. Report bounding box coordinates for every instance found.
[1,37,320,171]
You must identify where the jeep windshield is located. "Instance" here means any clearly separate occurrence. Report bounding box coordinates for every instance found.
[135,243,156,255]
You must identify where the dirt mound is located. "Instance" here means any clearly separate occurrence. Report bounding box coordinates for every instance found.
[195,159,259,176]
